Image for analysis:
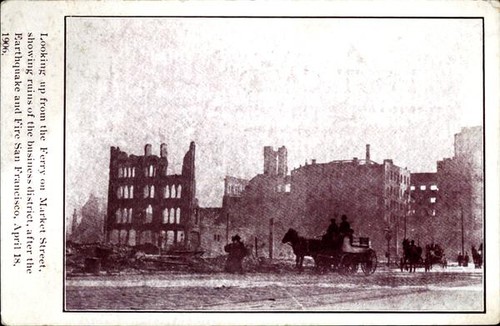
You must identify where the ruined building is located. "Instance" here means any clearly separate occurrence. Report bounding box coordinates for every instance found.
[408,172,439,245]
[71,194,106,243]
[105,142,199,250]
[436,126,483,255]
[221,144,410,260]
[290,144,411,260]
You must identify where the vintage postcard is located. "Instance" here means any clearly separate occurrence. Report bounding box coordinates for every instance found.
[1,1,499,325]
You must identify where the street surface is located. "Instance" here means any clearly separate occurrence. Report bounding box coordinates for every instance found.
[66,264,483,311]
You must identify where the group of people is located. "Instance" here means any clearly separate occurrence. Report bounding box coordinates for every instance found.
[323,214,354,247]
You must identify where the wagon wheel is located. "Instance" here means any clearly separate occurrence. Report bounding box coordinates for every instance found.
[339,254,358,275]
[360,249,377,275]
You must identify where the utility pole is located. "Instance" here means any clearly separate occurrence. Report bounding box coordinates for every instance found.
[461,206,464,256]
[226,213,229,243]
[269,218,274,259]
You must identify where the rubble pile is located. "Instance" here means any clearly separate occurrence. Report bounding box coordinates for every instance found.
[66,242,298,276]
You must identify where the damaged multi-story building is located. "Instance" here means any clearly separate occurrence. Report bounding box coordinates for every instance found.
[407,172,439,245]
[221,144,410,261]
[436,126,483,255]
[105,142,199,250]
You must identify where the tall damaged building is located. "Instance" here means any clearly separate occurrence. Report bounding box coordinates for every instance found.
[222,144,410,260]
[105,142,199,250]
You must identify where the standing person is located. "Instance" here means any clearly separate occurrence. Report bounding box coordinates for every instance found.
[339,215,351,235]
[323,218,339,244]
[464,252,469,267]
[224,234,248,274]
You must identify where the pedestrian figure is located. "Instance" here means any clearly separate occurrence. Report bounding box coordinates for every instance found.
[457,252,463,267]
[224,234,248,274]
[339,215,351,235]
[464,252,469,267]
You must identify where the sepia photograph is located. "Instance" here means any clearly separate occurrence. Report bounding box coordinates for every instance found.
[64,16,484,312]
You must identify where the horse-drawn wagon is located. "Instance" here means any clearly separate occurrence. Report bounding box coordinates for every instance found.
[282,228,377,275]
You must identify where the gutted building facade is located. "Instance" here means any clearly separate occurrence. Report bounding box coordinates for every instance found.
[408,172,439,245]
[105,142,199,250]
[290,145,410,261]
[436,126,483,256]
[221,144,410,261]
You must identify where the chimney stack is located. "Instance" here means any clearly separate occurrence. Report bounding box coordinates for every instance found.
[366,144,370,162]
[144,144,152,156]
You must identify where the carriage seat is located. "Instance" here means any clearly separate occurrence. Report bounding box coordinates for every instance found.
[341,236,370,253]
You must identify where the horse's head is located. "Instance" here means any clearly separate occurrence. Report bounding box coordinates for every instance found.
[282,228,298,244]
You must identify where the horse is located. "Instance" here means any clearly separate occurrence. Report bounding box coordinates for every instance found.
[282,228,322,270]
[401,239,423,272]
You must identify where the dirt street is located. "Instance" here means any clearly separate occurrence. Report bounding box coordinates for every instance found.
[66,265,483,311]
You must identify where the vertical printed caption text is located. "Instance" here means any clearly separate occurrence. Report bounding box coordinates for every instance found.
[3,32,49,273]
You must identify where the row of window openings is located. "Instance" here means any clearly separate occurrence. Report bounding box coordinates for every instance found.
[109,229,184,246]
[117,165,162,178]
[276,184,291,193]
[388,201,406,210]
[116,185,182,199]
[115,206,181,224]
[388,171,409,184]
[228,185,244,194]
[386,186,405,198]
[408,209,437,216]
[410,184,439,191]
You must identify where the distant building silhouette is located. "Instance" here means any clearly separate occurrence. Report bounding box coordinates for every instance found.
[71,194,106,243]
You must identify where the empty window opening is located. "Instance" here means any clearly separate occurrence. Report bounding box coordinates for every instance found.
[177,185,182,198]
[128,230,136,246]
[150,185,155,198]
[420,185,426,191]
[430,185,438,191]
[122,208,128,223]
[129,186,134,199]
[177,231,185,244]
[430,197,436,203]
[410,185,415,191]
[145,205,153,223]
[176,208,181,224]
[143,186,149,198]
[171,185,176,198]
[128,208,133,223]
[169,208,175,224]
[119,230,128,245]
[141,230,152,245]
[109,229,120,244]
[162,208,168,224]
[166,230,175,245]
[160,230,167,249]
[149,165,154,177]
[115,209,121,223]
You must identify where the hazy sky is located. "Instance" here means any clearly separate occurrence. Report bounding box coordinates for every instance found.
[66,17,482,214]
